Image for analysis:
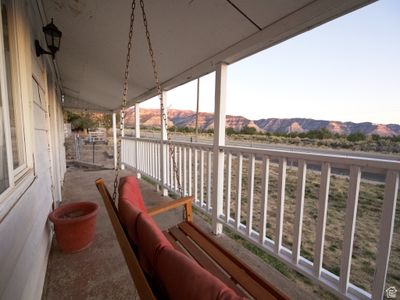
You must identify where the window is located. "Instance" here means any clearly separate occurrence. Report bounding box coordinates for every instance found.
[1,0,25,173]
[0,84,9,193]
[0,0,27,195]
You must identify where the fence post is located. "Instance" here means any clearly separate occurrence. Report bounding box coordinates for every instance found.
[160,91,168,196]
[135,104,141,178]
[212,63,227,235]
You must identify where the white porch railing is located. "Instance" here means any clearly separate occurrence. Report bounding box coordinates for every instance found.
[121,136,399,300]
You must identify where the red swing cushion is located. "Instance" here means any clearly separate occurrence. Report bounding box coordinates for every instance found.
[156,247,246,300]
[136,212,173,278]
[118,199,142,244]
[117,176,243,299]
[118,176,146,211]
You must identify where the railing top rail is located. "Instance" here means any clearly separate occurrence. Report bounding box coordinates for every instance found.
[122,136,400,171]
[122,136,158,143]
[220,145,400,172]
[122,136,213,150]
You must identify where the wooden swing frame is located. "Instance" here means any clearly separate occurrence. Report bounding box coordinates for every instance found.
[95,178,289,300]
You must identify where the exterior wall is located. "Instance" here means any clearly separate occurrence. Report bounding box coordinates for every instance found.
[0,0,66,299]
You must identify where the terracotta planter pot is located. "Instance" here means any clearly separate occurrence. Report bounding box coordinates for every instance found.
[49,202,99,253]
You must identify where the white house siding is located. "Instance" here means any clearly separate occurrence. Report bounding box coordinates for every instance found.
[0,0,66,299]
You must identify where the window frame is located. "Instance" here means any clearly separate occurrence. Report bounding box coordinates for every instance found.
[0,0,32,207]
[2,0,27,177]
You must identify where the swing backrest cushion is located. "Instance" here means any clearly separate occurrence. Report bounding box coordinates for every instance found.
[119,176,146,211]
[118,194,172,278]
[136,212,172,278]
[118,199,142,244]
[156,247,245,300]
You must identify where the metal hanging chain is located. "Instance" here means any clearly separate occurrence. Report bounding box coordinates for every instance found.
[139,0,182,196]
[113,0,137,202]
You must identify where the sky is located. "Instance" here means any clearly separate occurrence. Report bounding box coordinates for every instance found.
[141,0,400,125]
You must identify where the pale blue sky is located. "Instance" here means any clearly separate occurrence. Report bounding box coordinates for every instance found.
[141,0,400,125]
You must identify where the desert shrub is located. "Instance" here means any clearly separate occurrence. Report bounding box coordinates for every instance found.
[240,125,257,135]
[306,128,334,140]
[226,127,236,135]
[347,132,366,142]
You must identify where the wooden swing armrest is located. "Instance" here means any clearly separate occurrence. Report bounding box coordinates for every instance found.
[147,196,194,222]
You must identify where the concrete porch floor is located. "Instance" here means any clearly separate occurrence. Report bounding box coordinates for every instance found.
[42,166,317,300]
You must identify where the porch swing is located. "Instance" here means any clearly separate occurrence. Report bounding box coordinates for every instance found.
[95,1,288,299]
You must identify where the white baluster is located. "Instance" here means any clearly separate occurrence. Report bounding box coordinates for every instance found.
[314,162,331,277]
[259,156,270,244]
[207,151,212,211]
[372,170,399,300]
[275,158,287,254]
[292,160,307,264]
[179,146,182,193]
[236,154,243,230]
[183,147,187,195]
[188,148,192,196]
[194,148,198,203]
[225,152,232,223]
[339,166,361,293]
[200,149,205,207]
[247,154,255,236]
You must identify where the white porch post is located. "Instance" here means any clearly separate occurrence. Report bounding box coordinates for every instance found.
[195,78,200,142]
[211,63,227,235]
[112,112,117,169]
[120,110,125,170]
[135,104,141,179]
[160,91,168,196]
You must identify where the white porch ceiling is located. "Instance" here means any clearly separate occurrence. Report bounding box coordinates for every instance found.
[42,0,373,112]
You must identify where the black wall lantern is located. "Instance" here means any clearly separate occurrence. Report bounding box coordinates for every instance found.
[35,18,62,58]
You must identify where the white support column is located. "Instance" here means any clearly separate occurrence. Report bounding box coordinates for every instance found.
[120,110,125,170]
[195,78,200,142]
[112,112,117,169]
[211,63,227,235]
[134,104,140,177]
[160,91,168,196]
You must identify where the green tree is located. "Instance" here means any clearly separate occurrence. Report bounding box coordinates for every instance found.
[91,113,112,129]
[65,111,96,131]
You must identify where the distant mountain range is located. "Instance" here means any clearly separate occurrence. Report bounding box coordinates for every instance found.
[125,108,400,137]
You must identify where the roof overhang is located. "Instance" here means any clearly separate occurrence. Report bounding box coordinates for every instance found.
[42,0,374,112]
